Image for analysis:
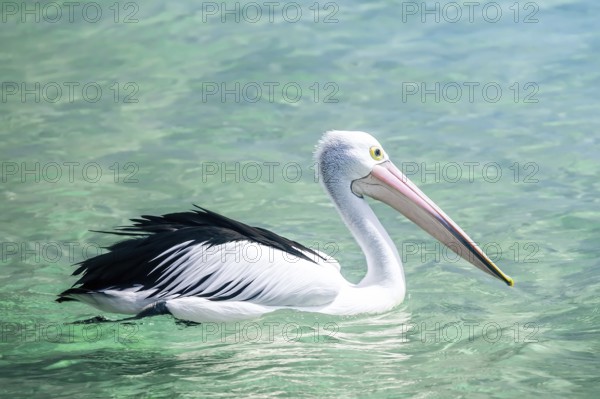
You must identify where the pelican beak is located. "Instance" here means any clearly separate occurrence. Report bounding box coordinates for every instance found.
[351,161,514,286]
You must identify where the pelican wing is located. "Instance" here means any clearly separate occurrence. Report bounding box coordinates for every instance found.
[57,207,343,309]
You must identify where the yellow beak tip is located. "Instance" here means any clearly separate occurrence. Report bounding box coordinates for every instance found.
[507,277,515,287]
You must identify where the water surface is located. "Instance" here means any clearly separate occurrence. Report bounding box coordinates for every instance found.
[1,0,598,397]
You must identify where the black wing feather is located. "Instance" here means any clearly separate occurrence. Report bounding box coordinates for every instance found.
[57,206,324,302]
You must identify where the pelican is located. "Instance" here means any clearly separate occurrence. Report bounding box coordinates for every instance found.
[57,131,514,323]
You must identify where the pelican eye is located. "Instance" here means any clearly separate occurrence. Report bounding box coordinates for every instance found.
[369,146,384,161]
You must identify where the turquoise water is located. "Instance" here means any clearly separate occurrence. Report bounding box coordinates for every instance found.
[1,0,598,397]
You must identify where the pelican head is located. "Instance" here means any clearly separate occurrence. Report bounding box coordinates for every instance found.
[315,130,514,286]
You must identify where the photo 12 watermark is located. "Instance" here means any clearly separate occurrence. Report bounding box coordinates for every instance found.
[400,161,540,184]
[401,81,539,104]
[401,321,539,344]
[1,2,140,24]
[400,2,539,24]
[1,161,139,184]
[179,240,339,265]
[401,240,540,264]
[1,81,139,104]
[201,81,339,104]
[193,321,339,343]
[0,321,139,344]
[201,161,304,183]
[200,2,339,23]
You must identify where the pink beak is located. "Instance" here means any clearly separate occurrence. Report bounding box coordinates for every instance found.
[352,161,514,286]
